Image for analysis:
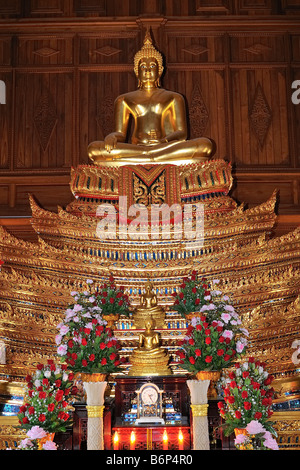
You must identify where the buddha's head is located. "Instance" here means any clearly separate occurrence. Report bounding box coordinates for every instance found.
[134,29,163,88]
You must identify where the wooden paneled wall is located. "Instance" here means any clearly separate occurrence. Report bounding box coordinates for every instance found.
[0,0,300,221]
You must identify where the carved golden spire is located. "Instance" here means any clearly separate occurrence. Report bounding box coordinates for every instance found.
[134,27,164,77]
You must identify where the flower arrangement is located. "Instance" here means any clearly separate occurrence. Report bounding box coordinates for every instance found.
[56,282,123,374]
[95,276,131,317]
[17,360,76,433]
[17,426,57,451]
[217,358,276,436]
[171,271,211,317]
[178,313,248,373]
[234,420,279,450]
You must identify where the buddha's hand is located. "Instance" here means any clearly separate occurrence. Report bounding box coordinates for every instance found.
[104,134,118,153]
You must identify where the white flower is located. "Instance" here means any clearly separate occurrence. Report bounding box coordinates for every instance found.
[34,379,41,388]
[70,291,78,296]
[63,372,68,381]
[204,295,211,301]
[44,370,51,378]
[200,305,208,312]
[83,290,89,296]
[212,279,220,284]
[222,295,229,301]
[89,296,95,303]
[86,279,93,284]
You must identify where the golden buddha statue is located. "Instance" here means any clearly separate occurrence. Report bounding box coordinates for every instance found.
[133,280,166,329]
[128,319,172,376]
[88,30,214,167]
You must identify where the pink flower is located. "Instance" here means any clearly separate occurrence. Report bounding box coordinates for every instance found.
[234,434,247,445]
[42,440,58,450]
[246,420,266,435]
[221,313,231,324]
[263,431,279,450]
[57,344,68,356]
[27,426,47,440]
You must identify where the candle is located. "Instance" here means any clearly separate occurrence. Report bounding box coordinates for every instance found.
[130,431,136,450]
[178,430,184,450]
[113,431,119,450]
[162,429,168,450]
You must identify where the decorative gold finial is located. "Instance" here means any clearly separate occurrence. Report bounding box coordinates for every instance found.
[134,28,164,77]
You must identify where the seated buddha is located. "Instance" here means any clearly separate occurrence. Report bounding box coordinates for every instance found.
[133,280,165,329]
[88,30,214,167]
[128,319,172,376]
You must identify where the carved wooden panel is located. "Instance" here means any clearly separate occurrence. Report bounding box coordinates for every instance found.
[230,68,290,166]
[17,35,74,65]
[14,71,74,170]
[78,70,136,163]
[236,0,274,15]
[164,69,227,159]
[0,11,299,216]
[0,0,22,17]
[165,32,225,64]
[0,71,12,170]
[231,173,300,214]
[29,0,66,16]
[291,67,300,167]
[78,31,140,65]
[0,36,12,66]
[229,34,286,63]
[291,36,300,62]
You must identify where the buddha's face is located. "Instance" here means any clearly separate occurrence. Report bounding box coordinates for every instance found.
[138,57,159,88]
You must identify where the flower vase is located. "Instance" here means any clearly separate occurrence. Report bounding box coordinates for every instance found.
[102,314,119,328]
[82,373,107,450]
[234,428,248,437]
[187,379,210,450]
[185,312,201,321]
[80,372,106,383]
[37,432,55,450]
[196,370,221,398]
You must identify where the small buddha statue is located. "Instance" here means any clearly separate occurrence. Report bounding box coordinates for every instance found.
[88,29,214,167]
[128,319,172,376]
[133,280,165,329]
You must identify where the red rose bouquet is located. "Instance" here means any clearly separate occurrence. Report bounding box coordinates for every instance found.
[17,360,76,433]
[56,284,123,374]
[95,276,131,316]
[217,357,276,436]
[178,314,247,373]
[171,271,211,317]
